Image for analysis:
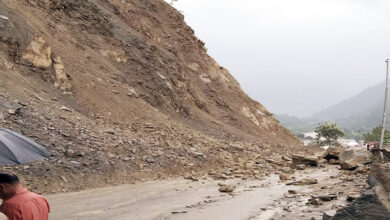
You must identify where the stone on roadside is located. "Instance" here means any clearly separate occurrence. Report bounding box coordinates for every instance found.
[218,185,236,193]
[281,155,292,161]
[287,178,318,186]
[323,210,337,220]
[296,164,306,170]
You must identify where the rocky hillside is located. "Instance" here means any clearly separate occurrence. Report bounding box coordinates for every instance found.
[0,0,298,193]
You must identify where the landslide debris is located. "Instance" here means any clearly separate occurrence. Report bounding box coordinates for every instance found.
[0,0,298,192]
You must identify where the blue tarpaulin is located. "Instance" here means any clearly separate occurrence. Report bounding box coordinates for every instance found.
[0,128,51,165]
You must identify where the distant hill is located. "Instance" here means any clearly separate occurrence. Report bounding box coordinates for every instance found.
[312,82,385,120]
[278,82,390,139]
[311,82,390,132]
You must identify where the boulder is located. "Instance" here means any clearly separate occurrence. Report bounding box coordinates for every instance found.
[371,163,390,192]
[323,146,343,160]
[292,154,318,166]
[333,189,390,220]
[339,148,371,170]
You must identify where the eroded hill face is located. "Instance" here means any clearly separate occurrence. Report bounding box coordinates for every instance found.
[0,0,298,192]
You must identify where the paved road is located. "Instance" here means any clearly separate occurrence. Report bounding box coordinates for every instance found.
[46,166,356,220]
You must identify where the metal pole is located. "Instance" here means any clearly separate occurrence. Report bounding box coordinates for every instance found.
[379,58,390,161]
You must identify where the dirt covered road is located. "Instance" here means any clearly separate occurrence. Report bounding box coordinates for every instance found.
[47,165,367,220]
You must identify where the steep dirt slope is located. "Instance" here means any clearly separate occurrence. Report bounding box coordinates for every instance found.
[0,0,298,193]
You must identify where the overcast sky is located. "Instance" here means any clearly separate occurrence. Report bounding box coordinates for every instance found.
[170,0,390,117]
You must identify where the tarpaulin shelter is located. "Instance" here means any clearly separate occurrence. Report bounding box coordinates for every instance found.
[0,128,51,165]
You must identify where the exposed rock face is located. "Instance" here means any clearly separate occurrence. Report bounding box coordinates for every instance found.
[22,36,52,68]
[339,148,371,170]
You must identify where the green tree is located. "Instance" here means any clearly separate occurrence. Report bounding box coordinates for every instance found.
[363,126,390,143]
[314,121,345,146]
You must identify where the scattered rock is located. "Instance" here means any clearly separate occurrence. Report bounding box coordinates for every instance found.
[60,176,68,183]
[281,155,292,161]
[296,164,306,170]
[60,106,72,112]
[104,128,116,135]
[307,197,323,206]
[64,149,75,157]
[69,161,80,165]
[7,108,19,115]
[107,152,116,158]
[287,178,318,186]
[346,193,360,202]
[0,15,9,20]
[171,209,188,214]
[279,173,290,181]
[265,158,283,166]
[184,174,199,182]
[281,167,292,173]
[317,194,337,201]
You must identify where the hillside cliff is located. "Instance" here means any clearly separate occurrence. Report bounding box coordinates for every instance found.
[0,0,298,192]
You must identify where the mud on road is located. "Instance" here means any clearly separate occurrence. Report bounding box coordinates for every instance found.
[47,164,367,220]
